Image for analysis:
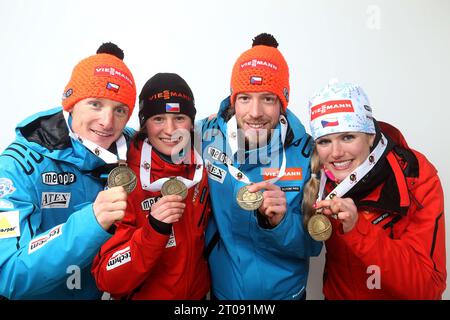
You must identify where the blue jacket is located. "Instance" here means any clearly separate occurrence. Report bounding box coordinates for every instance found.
[0,107,134,299]
[198,97,322,300]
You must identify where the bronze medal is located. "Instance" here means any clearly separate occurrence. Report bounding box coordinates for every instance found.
[107,161,137,194]
[236,185,264,211]
[307,213,332,241]
[161,177,188,200]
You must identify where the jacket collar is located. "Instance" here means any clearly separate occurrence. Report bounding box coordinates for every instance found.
[214,96,307,161]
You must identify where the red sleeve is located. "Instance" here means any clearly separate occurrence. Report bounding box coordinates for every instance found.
[91,196,170,298]
[337,156,446,299]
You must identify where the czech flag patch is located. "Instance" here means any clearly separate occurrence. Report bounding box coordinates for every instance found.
[106,82,120,93]
[321,118,339,127]
[166,103,180,113]
[250,76,263,85]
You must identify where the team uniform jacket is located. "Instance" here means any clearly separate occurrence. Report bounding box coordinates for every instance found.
[91,141,211,299]
[0,107,134,299]
[323,122,446,300]
[198,97,322,300]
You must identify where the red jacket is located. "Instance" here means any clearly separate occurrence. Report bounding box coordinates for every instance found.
[323,122,446,300]
[91,141,211,299]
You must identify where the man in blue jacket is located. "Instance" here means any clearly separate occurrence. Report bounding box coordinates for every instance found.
[0,43,135,299]
[198,33,322,300]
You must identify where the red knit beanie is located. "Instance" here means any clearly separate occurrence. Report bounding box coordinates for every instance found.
[62,43,136,119]
[230,33,290,110]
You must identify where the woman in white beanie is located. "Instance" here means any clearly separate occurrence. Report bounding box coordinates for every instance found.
[302,81,446,299]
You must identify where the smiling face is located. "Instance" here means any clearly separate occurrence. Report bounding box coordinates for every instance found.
[233,91,281,149]
[69,98,129,150]
[315,132,376,182]
[145,113,193,157]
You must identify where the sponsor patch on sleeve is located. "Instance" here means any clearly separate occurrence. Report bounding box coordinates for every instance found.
[0,210,20,239]
[28,224,63,254]
[0,178,16,198]
[106,246,131,271]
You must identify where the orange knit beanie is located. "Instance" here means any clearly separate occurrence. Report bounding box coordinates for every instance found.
[230,33,290,110]
[62,43,136,118]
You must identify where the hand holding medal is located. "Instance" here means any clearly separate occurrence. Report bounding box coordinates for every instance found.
[245,181,287,227]
[315,197,359,234]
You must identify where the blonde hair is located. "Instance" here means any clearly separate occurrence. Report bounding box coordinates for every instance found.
[302,148,321,227]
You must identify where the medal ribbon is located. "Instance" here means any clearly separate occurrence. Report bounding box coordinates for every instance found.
[317,133,388,203]
[139,138,203,192]
[225,114,288,185]
[63,111,127,163]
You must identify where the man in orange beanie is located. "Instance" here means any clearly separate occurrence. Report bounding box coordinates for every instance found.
[199,33,322,299]
[0,43,136,299]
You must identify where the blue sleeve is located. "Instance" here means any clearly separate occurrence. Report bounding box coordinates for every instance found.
[0,160,111,299]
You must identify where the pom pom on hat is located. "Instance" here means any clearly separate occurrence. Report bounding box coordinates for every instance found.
[96,42,124,60]
[308,80,376,140]
[62,42,136,119]
[252,33,279,48]
[230,33,290,110]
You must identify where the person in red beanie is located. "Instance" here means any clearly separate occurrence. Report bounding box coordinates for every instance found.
[92,73,211,300]
[198,33,322,300]
[0,43,136,299]
[302,81,446,299]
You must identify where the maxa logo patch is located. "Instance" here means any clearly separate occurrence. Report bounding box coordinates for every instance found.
[28,224,63,254]
[0,211,20,239]
[42,172,77,186]
[262,168,303,181]
[106,246,131,271]
[310,99,354,121]
[250,76,263,85]
[41,192,71,208]
[141,196,161,211]
[166,103,180,113]
[106,82,120,92]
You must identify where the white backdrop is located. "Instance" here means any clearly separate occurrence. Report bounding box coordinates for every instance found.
[0,0,449,299]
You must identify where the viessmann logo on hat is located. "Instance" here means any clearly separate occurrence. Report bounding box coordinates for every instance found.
[240,59,278,71]
[148,90,193,101]
[311,99,354,121]
[94,65,133,86]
